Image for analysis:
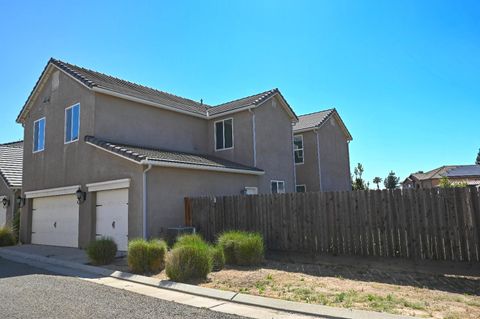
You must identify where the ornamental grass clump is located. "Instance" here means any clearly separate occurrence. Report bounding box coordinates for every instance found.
[86,237,117,265]
[127,239,167,274]
[0,227,15,247]
[218,231,264,266]
[173,233,225,272]
[165,244,212,282]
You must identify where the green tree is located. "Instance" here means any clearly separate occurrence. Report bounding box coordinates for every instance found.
[372,177,382,190]
[476,148,480,165]
[439,176,467,188]
[384,171,400,189]
[352,163,369,190]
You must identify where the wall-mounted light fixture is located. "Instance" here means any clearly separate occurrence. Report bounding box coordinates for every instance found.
[16,196,26,208]
[75,188,87,204]
[2,197,10,208]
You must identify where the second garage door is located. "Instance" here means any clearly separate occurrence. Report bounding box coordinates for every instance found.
[32,195,79,247]
[96,188,128,251]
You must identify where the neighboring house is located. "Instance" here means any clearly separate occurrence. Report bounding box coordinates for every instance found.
[293,109,352,192]
[16,58,298,250]
[402,165,480,189]
[0,141,23,228]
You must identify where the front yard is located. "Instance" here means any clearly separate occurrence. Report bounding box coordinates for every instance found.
[105,256,480,319]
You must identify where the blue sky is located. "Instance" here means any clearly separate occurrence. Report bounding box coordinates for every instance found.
[0,1,478,186]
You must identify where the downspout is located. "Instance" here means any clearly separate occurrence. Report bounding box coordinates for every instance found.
[248,108,257,167]
[142,164,152,239]
[315,128,323,192]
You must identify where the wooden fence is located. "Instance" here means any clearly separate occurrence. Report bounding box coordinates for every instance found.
[185,188,480,262]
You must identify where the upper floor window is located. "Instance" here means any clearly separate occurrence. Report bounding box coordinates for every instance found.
[33,118,46,153]
[271,180,285,194]
[215,118,233,151]
[294,135,304,164]
[65,103,80,144]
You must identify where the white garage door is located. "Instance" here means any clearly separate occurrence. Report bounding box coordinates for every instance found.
[32,195,79,247]
[96,189,128,251]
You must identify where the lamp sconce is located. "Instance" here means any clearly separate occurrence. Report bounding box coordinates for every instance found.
[2,197,10,208]
[75,188,87,205]
[16,196,26,208]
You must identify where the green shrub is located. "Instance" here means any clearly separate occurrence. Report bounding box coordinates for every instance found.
[209,245,225,271]
[218,231,264,266]
[174,234,208,249]
[0,227,15,247]
[86,237,117,265]
[128,239,167,274]
[166,245,212,282]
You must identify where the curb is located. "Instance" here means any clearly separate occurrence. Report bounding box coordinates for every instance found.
[0,248,418,319]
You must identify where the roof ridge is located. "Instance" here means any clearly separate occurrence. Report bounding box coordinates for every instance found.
[213,88,278,108]
[298,108,335,117]
[0,140,23,146]
[51,58,209,108]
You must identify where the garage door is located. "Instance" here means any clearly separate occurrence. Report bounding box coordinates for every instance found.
[32,195,79,247]
[96,189,128,251]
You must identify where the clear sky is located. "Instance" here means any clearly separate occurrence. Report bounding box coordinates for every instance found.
[1,1,478,186]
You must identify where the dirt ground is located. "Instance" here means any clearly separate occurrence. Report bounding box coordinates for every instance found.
[105,257,480,319]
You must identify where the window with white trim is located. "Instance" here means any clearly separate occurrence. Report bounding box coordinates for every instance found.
[215,118,233,150]
[296,185,306,193]
[65,103,80,143]
[271,180,285,194]
[294,135,304,164]
[33,118,46,153]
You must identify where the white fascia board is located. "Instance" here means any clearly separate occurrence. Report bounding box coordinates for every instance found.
[25,185,80,199]
[208,105,256,119]
[92,87,208,119]
[86,178,131,192]
[140,160,264,176]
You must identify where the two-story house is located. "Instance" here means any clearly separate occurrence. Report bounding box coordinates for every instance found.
[16,59,298,250]
[293,109,352,192]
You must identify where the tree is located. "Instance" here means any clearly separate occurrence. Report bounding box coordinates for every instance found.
[384,171,400,189]
[476,148,480,165]
[352,163,369,190]
[372,177,382,190]
[439,176,467,188]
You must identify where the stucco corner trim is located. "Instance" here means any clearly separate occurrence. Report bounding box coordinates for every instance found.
[25,185,81,199]
[86,178,131,192]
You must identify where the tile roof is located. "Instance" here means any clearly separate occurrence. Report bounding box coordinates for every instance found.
[18,58,297,122]
[293,109,335,132]
[0,143,23,189]
[410,165,480,181]
[85,136,263,174]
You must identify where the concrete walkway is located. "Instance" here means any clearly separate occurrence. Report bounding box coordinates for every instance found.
[0,245,419,319]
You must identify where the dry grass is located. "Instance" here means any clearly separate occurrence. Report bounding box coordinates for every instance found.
[103,257,480,319]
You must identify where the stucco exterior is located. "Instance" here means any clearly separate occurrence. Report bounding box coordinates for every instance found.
[18,61,298,248]
[294,115,351,192]
[0,178,20,228]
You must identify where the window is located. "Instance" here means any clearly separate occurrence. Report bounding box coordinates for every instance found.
[33,118,46,153]
[215,118,233,150]
[296,185,306,193]
[294,135,304,164]
[271,180,285,194]
[65,103,80,143]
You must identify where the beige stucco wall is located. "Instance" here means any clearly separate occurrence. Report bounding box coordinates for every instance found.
[0,178,20,228]
[146,166,259,238]
[94,93,209,153]
[294,130,320,192]
[317,117,351,191]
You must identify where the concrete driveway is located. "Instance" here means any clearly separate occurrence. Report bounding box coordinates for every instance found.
[1,244,90,264]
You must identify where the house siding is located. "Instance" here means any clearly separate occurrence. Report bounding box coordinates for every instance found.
[0,178,20,228]
[294,130,321,192]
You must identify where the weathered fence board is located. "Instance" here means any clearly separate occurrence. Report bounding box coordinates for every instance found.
[187,188,480,262]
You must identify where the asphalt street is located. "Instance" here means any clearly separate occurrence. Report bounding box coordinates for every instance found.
[0,257,244,319]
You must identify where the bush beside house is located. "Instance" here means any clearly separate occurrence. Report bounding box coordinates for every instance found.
[0,227,16,247]
[128,239,167,274]
[86,237,118,265]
